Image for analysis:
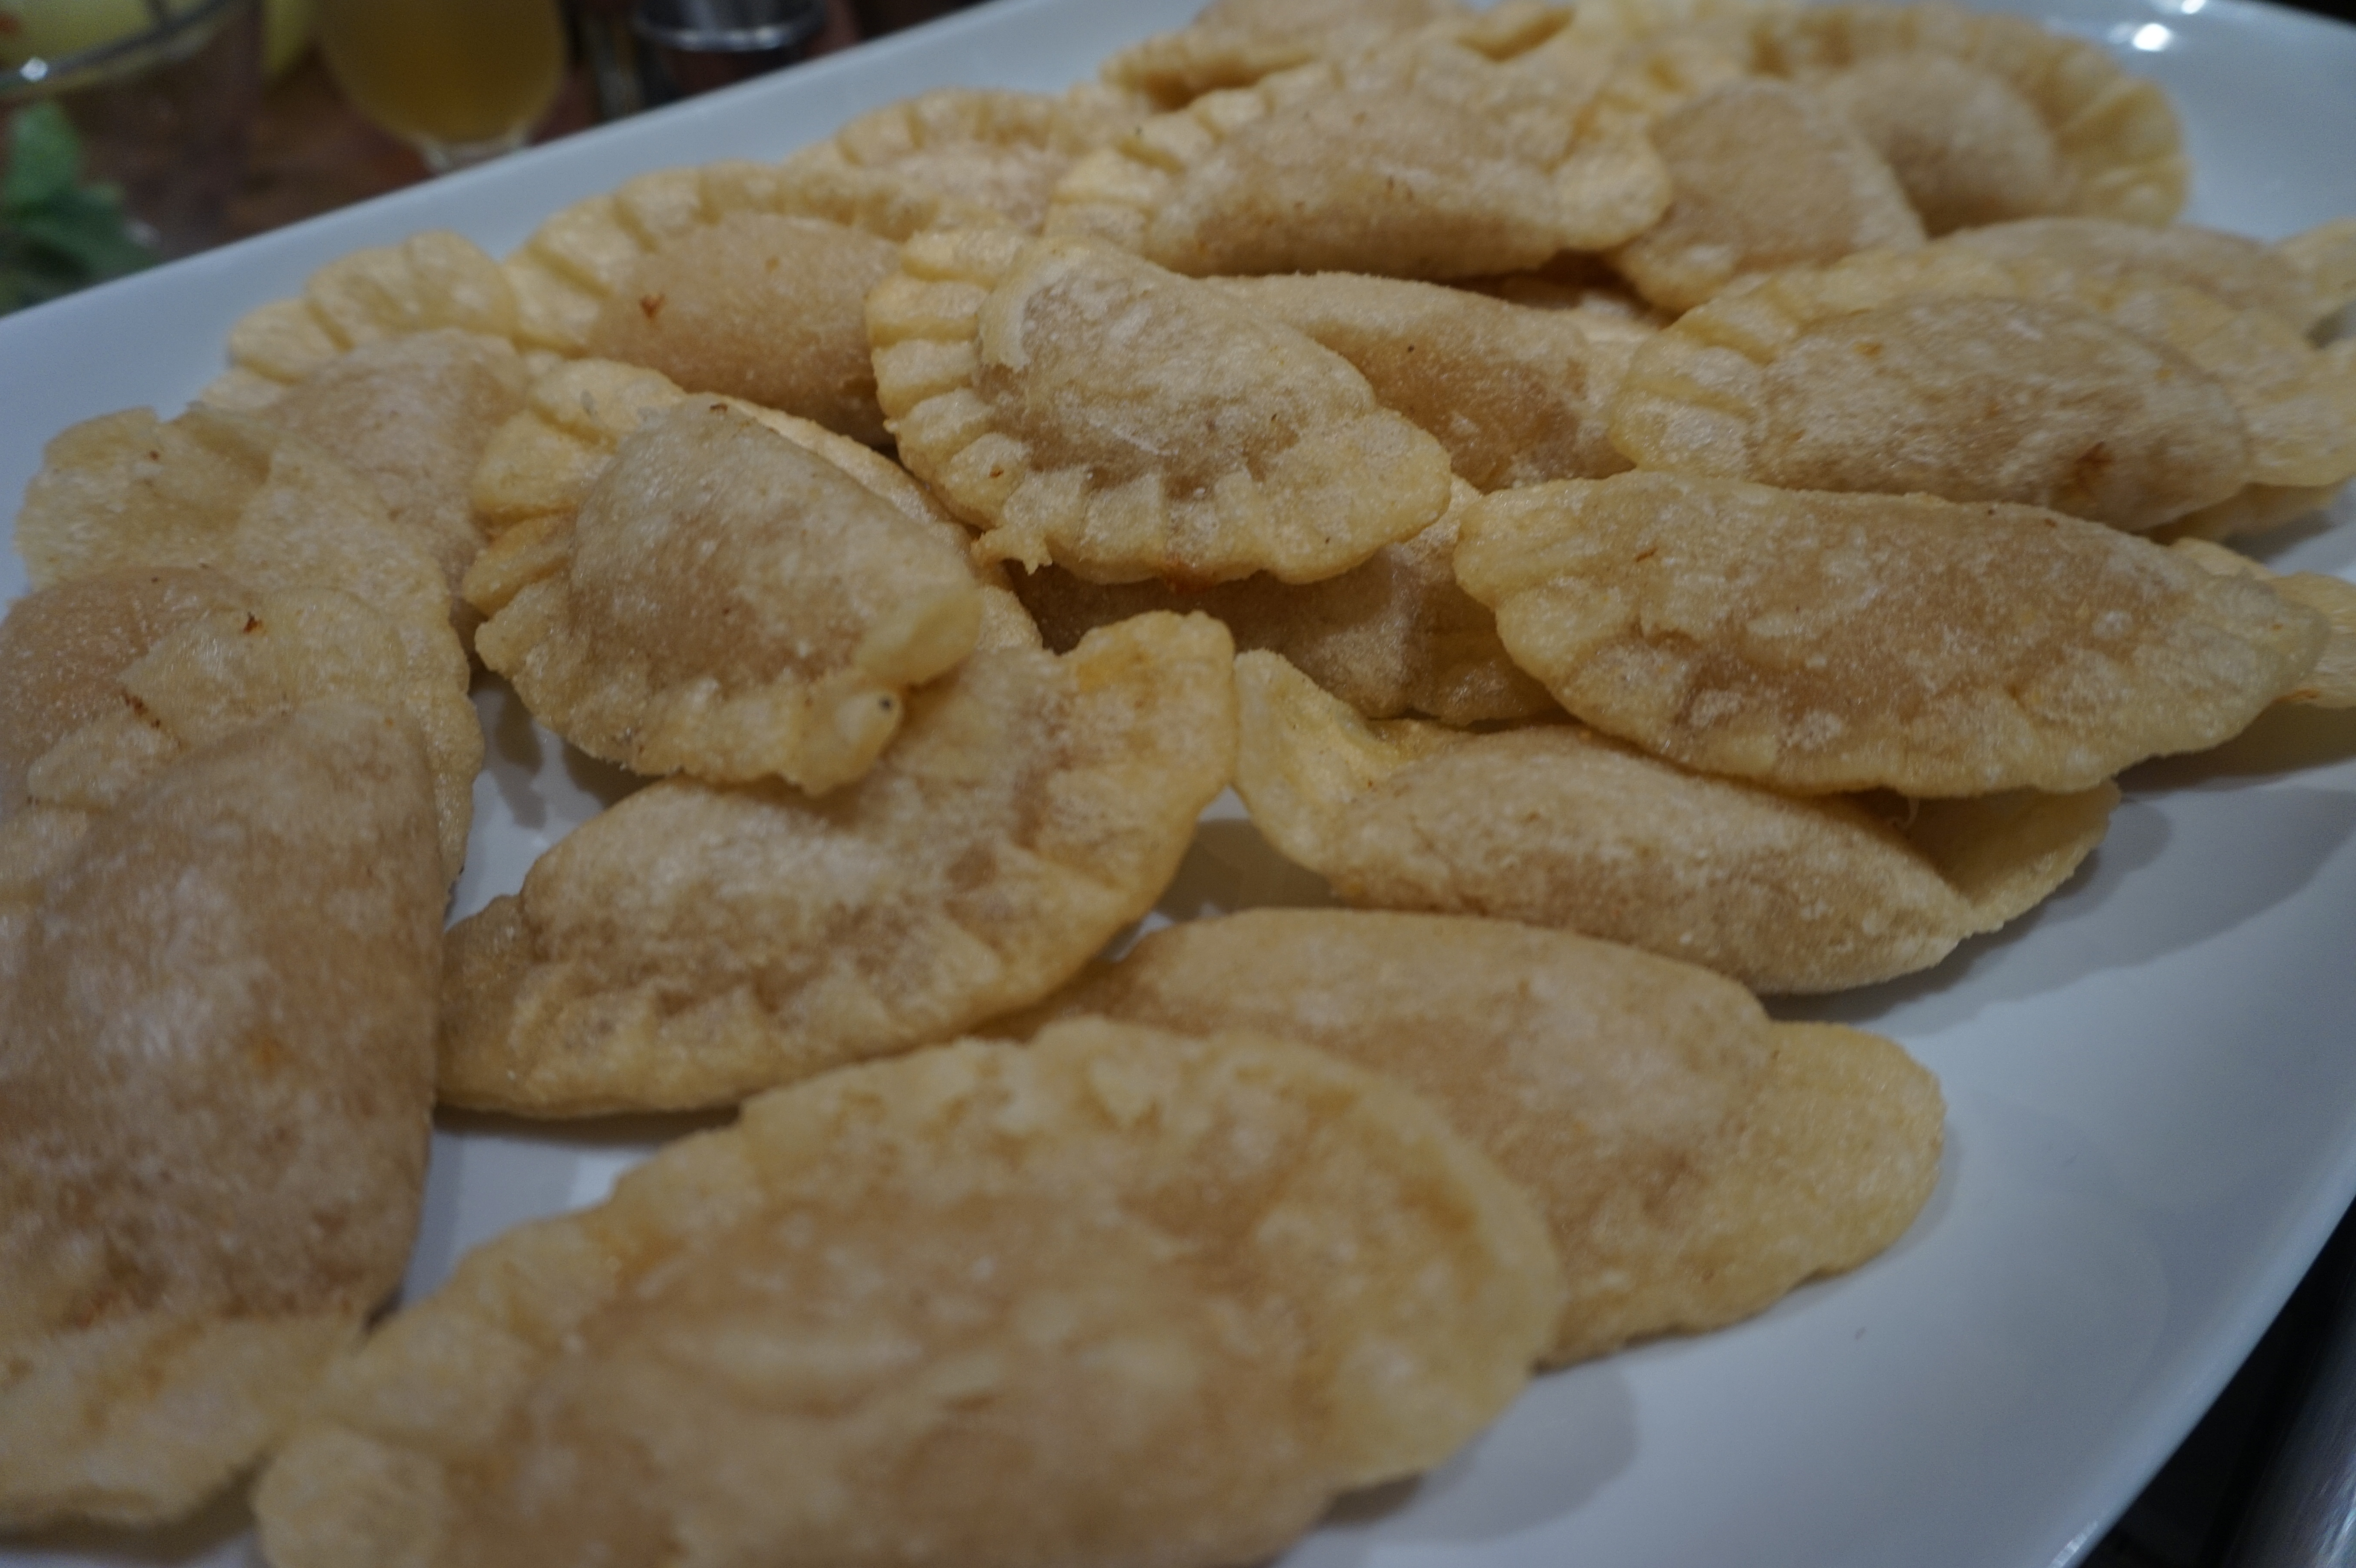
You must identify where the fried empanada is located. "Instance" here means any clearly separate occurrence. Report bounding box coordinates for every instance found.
[1612,285,2248,530]
[439,613,1235,1114]
[1230,651,2114,990]
[1010,479,1552,725]
[1608,78,1923,310]
[1004,908,1943,1361]
[0,568,248,814]
[1454,473,2330,796]
[504,161,974,444]
[1206,272,1631,487]
[1049,39,1669,278]
[2172,539,2356,708]
[1102,0,1478,106]
[205,231,521,412]
[1760,2,2187,231]
[18,589,481,880]
[234,328,529,631]
[782,85,1148,234]
[475,401,984,793]
[1946,216,2356,335]
[256,1019,1561,1568]
[870,230,1454,584]
[0,703,444,1530]
[13,405,476,873]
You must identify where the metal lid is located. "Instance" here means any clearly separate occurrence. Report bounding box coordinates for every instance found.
[629,0,827,53]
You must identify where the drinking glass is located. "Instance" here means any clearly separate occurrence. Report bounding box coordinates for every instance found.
[312,0,565,173]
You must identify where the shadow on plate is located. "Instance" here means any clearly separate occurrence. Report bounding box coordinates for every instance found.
[9,1483,255,1566]
[2125,704,2356,789]
[1780,784,2356,1035]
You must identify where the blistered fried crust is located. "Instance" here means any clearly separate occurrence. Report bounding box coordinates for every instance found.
[0,705,444,1530]
[786,86,1150,234]
[259,1020,1561,1568]
[1454,474,2329,796]
[1758,2,2187,230]
[244,329,529,629]
[439,614,1237,1114]
[476,402,984,792]
[1011,481,1552,726]
[1206,272,1630,487]
[208,231,520,410]
[19,590,482,881]
[1103,0,1475,104]
[870,230,1454,584]
[1608,257,2252,531]
[1609,79,1923,311]
[1012,910,1943,1362]
[2171,540,2356,708]
[1049,40,1669,278]
[0,569,247,814]
[12,406,476,873]
[1230,651,2112,990]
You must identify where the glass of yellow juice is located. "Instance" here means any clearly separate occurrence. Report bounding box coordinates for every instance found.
[313,0,564,172]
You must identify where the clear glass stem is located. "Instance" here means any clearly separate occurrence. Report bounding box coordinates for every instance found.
[415,125,532,175]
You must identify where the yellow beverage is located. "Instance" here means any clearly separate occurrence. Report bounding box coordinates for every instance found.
[315,0,563,158]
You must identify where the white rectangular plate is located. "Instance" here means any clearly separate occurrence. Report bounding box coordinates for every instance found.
[5,1,2356,1564]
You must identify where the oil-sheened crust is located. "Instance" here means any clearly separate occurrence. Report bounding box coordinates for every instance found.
[1010,480,1553,726]
[869,230,1454,585]
[205,231,520,409]
[473,402,984,793]
[12,406,477,876]
[1205,272,1631,488]
[257,1020,1563,1568]
[0,704,444,1530]
[1606,251,2254,532]
[1002,909,1943,1363]
[2171,539,2356,709]
[784,85,1152,234]
[438,613,1238,1114]
[1453,473,2329,796]
[1608,79,1924,311]
[1048,38,1670,279]
[1229,650,2114,990]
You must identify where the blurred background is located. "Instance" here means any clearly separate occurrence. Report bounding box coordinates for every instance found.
[0,0,978,312]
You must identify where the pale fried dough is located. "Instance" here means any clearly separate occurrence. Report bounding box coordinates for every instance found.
[0,569,247,814]
[785,85,1150,233]
[1230,651,2113,990]
[207,231,520,409]
[1103,0,1477,104]
[2172,538,2356,708]
[1947,216,2356,335]
[0,704,444,1530]
[475,402,984,793]
[1206,272,1631,487]
[1009,480,1552,725]
[257,1019,1561,1568]
[1454,473,2329,796]
[19,590,481,880]
[1003,909,1943,1363]
[13,406,476,875]
[869,230,1454,584]
[1609,78,1923,310]
[241,328,529,632]
[1049,39,1669,278]
[1608,259,2252,531]
[438,614,1236,1114]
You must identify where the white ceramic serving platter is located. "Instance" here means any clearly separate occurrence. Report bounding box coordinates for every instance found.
[5,0,2356,1563]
